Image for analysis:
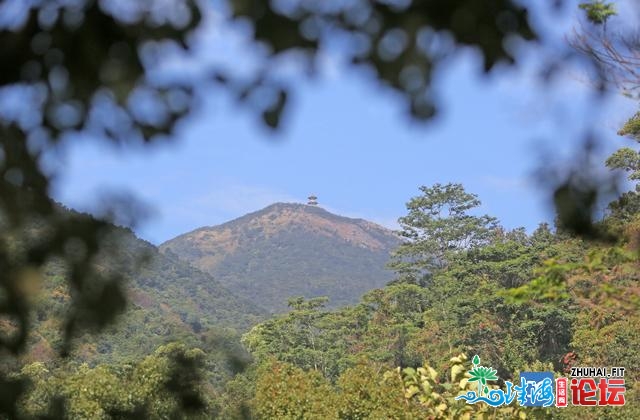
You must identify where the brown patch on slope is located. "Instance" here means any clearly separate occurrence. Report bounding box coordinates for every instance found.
[160,203,398,274]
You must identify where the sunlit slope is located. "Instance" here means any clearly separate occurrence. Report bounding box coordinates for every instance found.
[160,203,400,312]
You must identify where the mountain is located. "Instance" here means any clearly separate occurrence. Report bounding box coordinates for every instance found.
[160,203,401,313]
[17,210,265,382]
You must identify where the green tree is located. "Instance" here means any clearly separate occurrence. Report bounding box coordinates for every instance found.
[0,0,554,392]
[15,342,212,419]
[572,1,640,219]
[0,0,623,416]
[388,183,499,285]
[252,354,531,419]
[358,284,431,368]
[336,361,425,419]
[605,147,640,221]
[243,296,351,379]
[0,0,542,381]
[392,354,529,419]
[579,1,617,25]
[253,359,338,420]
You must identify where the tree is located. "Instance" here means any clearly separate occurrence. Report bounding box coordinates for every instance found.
[252,354,529,419]
[360,284,432,367]
[242,296,351,379]
[336,361,424,419]
[388,183,498,285]
[565,1,640,230]
[570,1,640,222]
[0,0,596,416]
[15,343,211,419]
[392,354,527,419]
[572,1,637,101]
[253,360,337,419]
[604,147,640,221]
[0,0,540,363]
[0,1,206,411]
[579,1,617,26]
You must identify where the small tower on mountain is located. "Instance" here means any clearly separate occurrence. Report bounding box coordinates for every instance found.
[307,195,318,206]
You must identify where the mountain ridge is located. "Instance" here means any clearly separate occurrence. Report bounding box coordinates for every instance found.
[165,202,394,246]
[160,202,401,313]
[18,209,266,374]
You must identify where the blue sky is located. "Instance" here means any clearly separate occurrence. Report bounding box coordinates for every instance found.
[52,1,638,244]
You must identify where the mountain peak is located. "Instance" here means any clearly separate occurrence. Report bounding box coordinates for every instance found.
[159,203,399,312]
[168,202,394,252]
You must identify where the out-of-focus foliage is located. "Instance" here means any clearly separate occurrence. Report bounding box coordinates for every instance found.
[14,343,212,419]
[572,1,639,138]
[539,138,619,241]
[0,206,262,419]
[0,0,203,414]
[231,0,537,121]
[392,354,528,419]
[1,0,637,418]
[0,1,201,141]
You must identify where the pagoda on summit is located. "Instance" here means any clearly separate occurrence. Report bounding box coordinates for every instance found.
[307,195,318,206]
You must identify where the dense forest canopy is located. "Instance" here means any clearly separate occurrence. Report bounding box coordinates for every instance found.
[0,0,638,418]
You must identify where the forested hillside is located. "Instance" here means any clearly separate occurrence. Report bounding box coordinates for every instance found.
[224,184,640,419]
[14,182,638,419]
[0,0,638,418]
[1,207,264,393]
[160,203,400,312]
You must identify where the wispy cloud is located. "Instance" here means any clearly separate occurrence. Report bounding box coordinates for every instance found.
[191,182,302,217]
[145,180,303,242]
[481,175,530,191]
